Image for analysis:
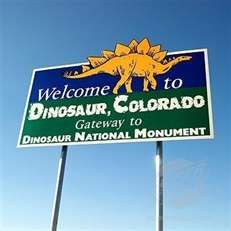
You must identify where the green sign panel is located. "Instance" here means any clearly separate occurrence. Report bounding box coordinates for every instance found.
[17,39,213,147]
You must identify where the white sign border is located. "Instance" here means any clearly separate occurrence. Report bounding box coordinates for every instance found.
[17,49,214,148]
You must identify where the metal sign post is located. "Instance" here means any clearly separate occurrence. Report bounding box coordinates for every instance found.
[155,141,163,231]
[50,145,68,231]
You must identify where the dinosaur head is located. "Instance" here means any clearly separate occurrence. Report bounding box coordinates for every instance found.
[154,55,192,75]
[177,55,192,61]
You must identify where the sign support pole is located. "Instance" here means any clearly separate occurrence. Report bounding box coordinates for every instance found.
[51,145,68,231]
[155,141,163,231]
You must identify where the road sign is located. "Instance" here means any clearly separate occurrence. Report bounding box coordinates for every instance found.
[17,39,213,147]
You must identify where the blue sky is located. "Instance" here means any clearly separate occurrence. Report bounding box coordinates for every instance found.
[0,0,230,231]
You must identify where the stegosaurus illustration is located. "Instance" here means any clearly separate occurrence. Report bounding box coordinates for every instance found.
[64,38,192,94]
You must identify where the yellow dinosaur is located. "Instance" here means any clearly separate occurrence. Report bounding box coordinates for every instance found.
[64,38,192,94]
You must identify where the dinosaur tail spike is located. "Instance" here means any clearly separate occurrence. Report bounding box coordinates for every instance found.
[82,65,91,73]
[163,59,168,64]
[65,65,107,79]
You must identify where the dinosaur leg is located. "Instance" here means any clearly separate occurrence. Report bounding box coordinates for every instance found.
[113,75,131,94]
[125,77,133,93]
[146,74,157,90]
[113,65,133,94]
[143,78,149,92]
